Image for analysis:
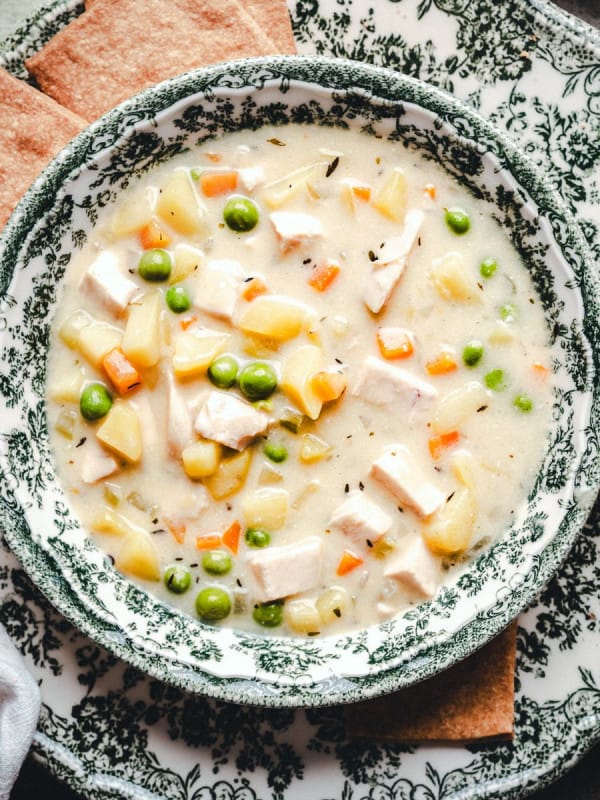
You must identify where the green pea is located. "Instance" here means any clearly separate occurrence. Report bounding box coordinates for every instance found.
[223,196,259,232]
[166,285,191,313]
[514,393,533,412]
[80,382,113,421]
[253,600,283,627]
[462,340,484,367]
[202,550,232,576]
[480,258,498,278]
[263,441,287,463]
[239,361,277,400]
[245,528,271,548]
[500,303,517,322]
[195,586,231,621]
[138,248,172,281]
[445,207,471,234]
[164,564,192,594]
[207,354,239,389]
[485,368,506,391]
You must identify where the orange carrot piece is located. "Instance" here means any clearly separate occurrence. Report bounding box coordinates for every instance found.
[308,259,341,292]
[376,328,415,360]
[532,362,550,379]
[336,549,364,576]
[352,183,371,202]
[199,170,238,197]
[428,431,460,460]
[222,520,241,555]
[241,276,269,302]
[180,314,198,331]
[205,152,223,163]
[195,534,223,550]
[426,351,458,375]
[311,370,347,402]
[102,347,142,394]
[424,183,436,200]
[139,218,171,249]
[165,518,186,545]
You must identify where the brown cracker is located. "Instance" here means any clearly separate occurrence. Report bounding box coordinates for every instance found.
[344,621,517,743]
[0,68,86,230]
[26,0,290,122]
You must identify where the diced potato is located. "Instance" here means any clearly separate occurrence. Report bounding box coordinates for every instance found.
[182,440,221,479]
[292,479,320,509]
[156,169,207,235]
[78,322,123,368]
[110,186,154,237]
[121,290,162,368]
[170,243,204,284]
[58,309,92,349]
[54,409,77,439]
[96,402,142,464]
[261,162,328,209]
[373,167,407,221]
[90,507,136,537]
[48,366,86,403]
[431,381,489,435]
[311,370,347,403]
[422,487,476,556]
[430,252,477,301]
[451,449,476,490]
[284,598,321,634]
[316,586,349,626]
[172,330,230,379]
[115,530,160,581]
[280,345,323,420]
[238,295,316,341]
[241,487,289,530]
[258,463,284,485]
[299,433,332,463]
[488,321,516,345]
[204,448,251,500]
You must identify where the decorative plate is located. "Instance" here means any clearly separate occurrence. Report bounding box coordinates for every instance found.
[1,0,600,797]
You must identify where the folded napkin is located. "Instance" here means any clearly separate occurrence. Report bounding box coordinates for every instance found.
[0,625,41,800]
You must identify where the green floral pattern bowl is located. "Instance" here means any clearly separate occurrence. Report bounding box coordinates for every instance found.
[0,55,598,706]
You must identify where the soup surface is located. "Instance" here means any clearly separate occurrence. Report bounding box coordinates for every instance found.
[47,124,553,636]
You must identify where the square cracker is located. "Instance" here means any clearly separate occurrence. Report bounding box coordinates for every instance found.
[0,68,85,231]
[26,0,292,123]
[344,621,517,743]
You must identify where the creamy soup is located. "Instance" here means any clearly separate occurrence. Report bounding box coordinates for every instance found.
[46,124,553,636]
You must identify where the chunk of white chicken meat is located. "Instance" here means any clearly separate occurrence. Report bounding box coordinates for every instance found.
[363,208,424,313]
[370,445,445,517]
[383,535,442,598]
[81,440,119,484]
[194,390,271,451]
[238,166,265,192]
[329,491,392,549]
[269,211,323,254]
[193,259,245,321]
[79,250,139,316]
[353,355,436,408]
[246,536,323,603]
[165,371,194,457]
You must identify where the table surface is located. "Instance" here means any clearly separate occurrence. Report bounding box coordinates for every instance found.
[2,0,600,798]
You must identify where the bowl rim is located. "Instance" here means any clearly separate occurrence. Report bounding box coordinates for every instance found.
[1,54,598,707]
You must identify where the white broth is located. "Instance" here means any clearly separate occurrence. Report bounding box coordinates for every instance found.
[46,124,554,636]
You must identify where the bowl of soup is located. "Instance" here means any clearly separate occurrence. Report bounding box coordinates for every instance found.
[0,55,598,706]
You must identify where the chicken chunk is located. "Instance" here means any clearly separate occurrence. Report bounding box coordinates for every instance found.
[383,535,442,598]
[165,372,193,457]
[246,536,323,602]
[353,356,436,407]
[194,259,245,321]
[194,390,271,451]
[270,211,323,254]
[81,441,119,484]
[329,491,392,548]
[79,250,139,316]
[371,445,445,517]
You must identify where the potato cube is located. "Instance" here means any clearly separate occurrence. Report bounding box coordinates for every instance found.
[430,252,477,301]
[204,449,251,500]
[58,309,92,349]
[238,295,315,341]
[78,322,123,368]
[172,329,230,378]
[97,402,142,464]
[121,290,162,369]
[90,507,136,537]
[431,381,489,435]
[316,586,349,626]
[422,487,476,556]
[182,440,221,479]
[281,345,323,420]
[48,366,86,403]
[261,162,328,209]
[241,487,289,530]
[373,167,407,221]
[284,598,321,634]
[156,169,207,235]
[115,530,160,581]
[110,186,154,237]
[170,243,204,284]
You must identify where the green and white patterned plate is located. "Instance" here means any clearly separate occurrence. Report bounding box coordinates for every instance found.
[1,0,600,797]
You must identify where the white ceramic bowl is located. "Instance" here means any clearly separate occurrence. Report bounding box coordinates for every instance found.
[1,56,598,707]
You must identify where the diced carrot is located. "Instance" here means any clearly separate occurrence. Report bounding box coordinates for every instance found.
[199,170,238,197]
[102,347,142,394]
[426,351,457,375]
[311,370,347,402]
[336,549,364,576]
[308,259,341,292]
[180,314,198,331]
[195,534,223,550]
[241,276,269,302]
[424,183,436,200]
[165,517,186,545]
[222,520,241,555]
[205,152,223,163]
[532,362,550,379]
[428,431,460,460]
[352,182,371,202]
[139,218,171,249]
[376,327,415,360]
